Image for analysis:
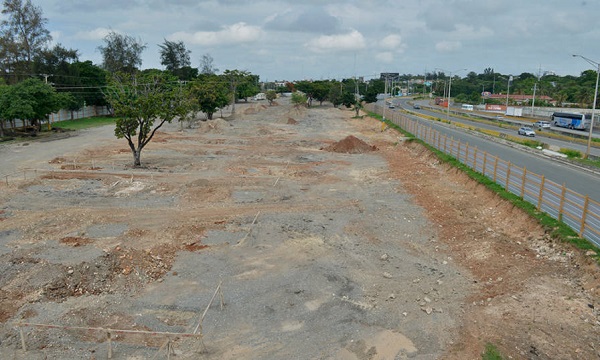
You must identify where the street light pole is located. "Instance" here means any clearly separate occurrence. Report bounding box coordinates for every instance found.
[573,54,600,158]
[505,75,513,108]
[446,68,466,120]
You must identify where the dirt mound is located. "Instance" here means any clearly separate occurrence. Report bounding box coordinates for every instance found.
[323,135,378,153]
[243,104,267,115]
[199,118,230,133]
[287,117,297,125]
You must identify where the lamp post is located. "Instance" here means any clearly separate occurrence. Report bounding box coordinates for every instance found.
[505,75,513,108]
[573,54,600,158]
[446,68,467,120]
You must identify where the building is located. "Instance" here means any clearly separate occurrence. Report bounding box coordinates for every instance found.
[485,94,555,106]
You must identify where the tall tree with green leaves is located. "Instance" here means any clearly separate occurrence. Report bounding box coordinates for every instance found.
[310,80,331,105]
[189,74,231,120]
[103,71,192,166]
[158,39,193,80]
[0,0,52,83]
[98,31,146,74]
[69,60,108,107]
[236,73,260,102]
[222,69,258,112]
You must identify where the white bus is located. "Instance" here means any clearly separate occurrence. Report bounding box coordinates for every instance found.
[461,104,474,111]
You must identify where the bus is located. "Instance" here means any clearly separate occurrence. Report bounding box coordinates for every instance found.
[551,112,591,130]
[461,104,474,111]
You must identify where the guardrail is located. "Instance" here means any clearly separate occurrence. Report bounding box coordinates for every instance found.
[367,103,600,248]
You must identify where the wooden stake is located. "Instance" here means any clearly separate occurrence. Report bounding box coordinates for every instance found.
[107,331,112,359]
[19,327,27,351]
[236,211,260,246]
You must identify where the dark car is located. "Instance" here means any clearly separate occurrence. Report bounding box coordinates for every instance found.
[413,104,421,109]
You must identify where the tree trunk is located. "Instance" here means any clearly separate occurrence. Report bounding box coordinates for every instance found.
[207,112,214,120]
[133,149,142,167]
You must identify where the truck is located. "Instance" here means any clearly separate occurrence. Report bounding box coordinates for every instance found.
[253,93,266,101]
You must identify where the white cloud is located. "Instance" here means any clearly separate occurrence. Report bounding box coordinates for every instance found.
[74,27,112,41]
[49,30,61,43]
[435,41,462,52]
[376,52,394,63]
[169,22,263,46]
[305,30,366,53]
[452,24,494,39]
[380,34,402,50]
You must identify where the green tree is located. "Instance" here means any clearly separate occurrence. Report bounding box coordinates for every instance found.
[222,69,259,112]
[361,88,378,103]
[236,73,260,102]
[158,39,192,80]
[294,80,315,106]
[103,71,192,166]
[0,0,52,83]
[69,60,108,107]
[329,82,343,107]
[33,43,79,77]
[189,74,231,120]
[311,80,331,105]
[98,31,146,74]
[266,90,277,106]
[32,44,91,118]
[0,78,68,133]
[291,91,307,107]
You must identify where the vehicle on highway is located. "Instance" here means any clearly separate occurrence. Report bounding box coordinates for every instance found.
[388,104,395,109]
[534,121,551,129]
[551,112,590,130]
[413,104,421,109]
[518,126,536,137]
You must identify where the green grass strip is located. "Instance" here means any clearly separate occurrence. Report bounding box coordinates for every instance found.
[51,116,117,130]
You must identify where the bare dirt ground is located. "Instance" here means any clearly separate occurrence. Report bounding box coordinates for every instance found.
[0,98,599,359]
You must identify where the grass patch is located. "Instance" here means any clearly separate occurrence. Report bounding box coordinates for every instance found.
[482,343,504,360]
[51,116,116,130]
[576,156,600,168]
[517,138,544,148]
[559,148,582,159]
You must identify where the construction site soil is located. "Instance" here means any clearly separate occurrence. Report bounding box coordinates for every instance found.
[0,98,599,359]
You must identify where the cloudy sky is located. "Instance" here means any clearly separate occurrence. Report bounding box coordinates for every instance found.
[37,0,600,81]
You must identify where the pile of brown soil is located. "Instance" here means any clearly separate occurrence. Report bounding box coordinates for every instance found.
[323,135,378,154]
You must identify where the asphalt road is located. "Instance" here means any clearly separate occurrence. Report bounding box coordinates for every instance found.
[381,98,600,203]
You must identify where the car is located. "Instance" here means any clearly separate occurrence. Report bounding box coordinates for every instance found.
[388,104,395,109]
[518,126,536,137]
[534,121,551,129]
[413,104,421,109]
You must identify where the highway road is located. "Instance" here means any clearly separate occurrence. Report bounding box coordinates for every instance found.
[380,98,600,203]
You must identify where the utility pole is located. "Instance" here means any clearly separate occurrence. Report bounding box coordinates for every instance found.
[40,74,52,84]
[531,82,537,116]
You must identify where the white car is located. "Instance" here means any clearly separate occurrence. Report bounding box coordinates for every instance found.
[534,121,551,129]
[518,126,536,137]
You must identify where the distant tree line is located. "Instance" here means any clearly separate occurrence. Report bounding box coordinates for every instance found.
[412,67,599,108]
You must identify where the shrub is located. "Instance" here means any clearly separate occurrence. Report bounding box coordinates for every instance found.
[559,148,582,158]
